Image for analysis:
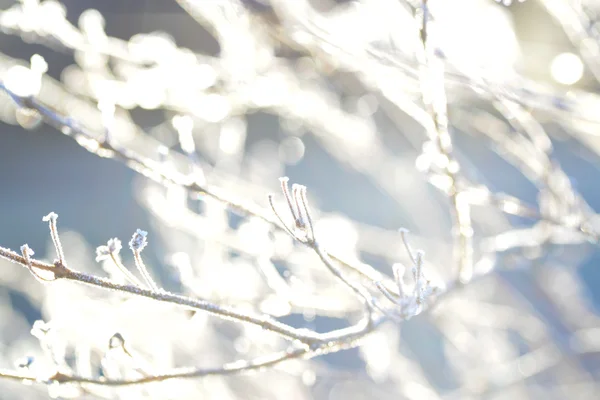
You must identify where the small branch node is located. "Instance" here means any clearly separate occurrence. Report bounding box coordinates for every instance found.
[21,244,56,282]
[375,230,440,319]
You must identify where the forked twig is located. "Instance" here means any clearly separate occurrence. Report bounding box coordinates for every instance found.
[20,244,56,282]
[375,229,440,320]
[268,178,389,326]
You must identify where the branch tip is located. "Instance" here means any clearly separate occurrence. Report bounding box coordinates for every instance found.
[42,211,66,266]
[129,229,148,252]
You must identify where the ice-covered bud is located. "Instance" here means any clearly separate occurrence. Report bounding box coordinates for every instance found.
[20,244,35,258]
[129,229,148,252]
[42,212,58,222]
[95,238,122,262]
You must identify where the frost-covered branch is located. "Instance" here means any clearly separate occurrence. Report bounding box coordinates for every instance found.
[0,210,389,388]
[0,0,599,398]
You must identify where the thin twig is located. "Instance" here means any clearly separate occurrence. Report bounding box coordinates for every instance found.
[21,244,56,282]
[0,245,321,345]
[398,228,418,266]
[109,253,145,288]
[0,313,386,387]
[269,178,377,321]
[129,229,160,292]
[311,243,376,321]
[42,212,66,266]
[0,348,309,386]
[131,250,159,292]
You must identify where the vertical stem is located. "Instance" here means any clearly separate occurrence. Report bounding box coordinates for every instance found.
[132,250,160,292]
[417,1,473,283]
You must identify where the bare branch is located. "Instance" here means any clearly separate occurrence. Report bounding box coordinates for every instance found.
[0,244,322,345]
[0,347,309,386]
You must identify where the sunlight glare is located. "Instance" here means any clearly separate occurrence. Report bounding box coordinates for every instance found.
[550,52,584,85]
